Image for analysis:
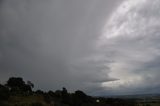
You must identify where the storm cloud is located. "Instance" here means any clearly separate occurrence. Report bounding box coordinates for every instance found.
[0,0,122,95]
[0,0,160,96]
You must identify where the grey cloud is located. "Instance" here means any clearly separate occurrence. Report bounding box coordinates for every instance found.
[2,0,160,96]
[0,0,122,95]
[97,0,160,95]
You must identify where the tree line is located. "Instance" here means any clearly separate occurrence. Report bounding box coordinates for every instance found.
[0,77,138,106]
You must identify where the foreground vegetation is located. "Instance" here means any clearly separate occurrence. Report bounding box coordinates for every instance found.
[0,77,159,106]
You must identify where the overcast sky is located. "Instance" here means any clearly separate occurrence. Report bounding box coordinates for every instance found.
[0,0,160,96]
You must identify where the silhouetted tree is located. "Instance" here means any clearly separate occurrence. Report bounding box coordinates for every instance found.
[72,90,88,106]
[0,84,9,100]
[55,90,62,97]
[43,90,55,103]
[48,90,55,97]
[61,87,71,104]
[23,84,32,92]
[6,77,33,93]
[62,87,68,94]
[35,90,44,95]
[27,81,34,88]
[75,90,87,99]
[6,77,25,91]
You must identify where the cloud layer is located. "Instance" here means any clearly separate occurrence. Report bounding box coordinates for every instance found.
[0,0,121,95]
[98,0,160,95]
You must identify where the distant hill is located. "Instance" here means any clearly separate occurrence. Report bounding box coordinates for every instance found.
[104,94,160,99]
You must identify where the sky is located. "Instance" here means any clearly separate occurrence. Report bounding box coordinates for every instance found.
[0,0,160,96]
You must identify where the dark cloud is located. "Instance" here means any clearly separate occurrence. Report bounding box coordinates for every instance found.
[0,0,122,95]
[3,0,160,96]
